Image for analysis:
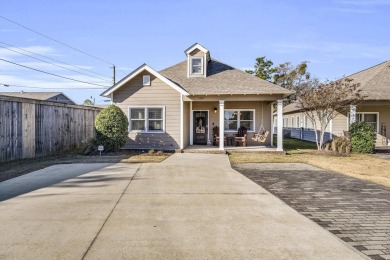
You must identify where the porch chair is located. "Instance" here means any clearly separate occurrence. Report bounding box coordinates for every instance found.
[234,126,248,146]
[212,126,227,146]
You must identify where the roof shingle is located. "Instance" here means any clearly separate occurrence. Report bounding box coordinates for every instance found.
[159,58,291,95]
[343,60,390,100]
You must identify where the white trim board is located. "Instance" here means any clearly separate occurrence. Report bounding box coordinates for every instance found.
[101,64,189,97]
[184,43,209,55]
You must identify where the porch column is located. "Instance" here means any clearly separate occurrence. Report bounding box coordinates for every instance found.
[277,99,283,151]
[219,100,225,150]
[350,105,356,125]
[190,101,193,145]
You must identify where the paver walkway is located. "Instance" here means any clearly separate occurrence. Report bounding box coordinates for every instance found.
[234,163,390,260]
[0,155,365,259]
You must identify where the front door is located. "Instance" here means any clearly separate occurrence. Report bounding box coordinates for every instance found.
[193,111,208,145]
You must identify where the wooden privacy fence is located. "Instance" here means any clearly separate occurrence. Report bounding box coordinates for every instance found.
[0,95,102,163]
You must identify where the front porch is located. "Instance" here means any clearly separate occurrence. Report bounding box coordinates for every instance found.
[183,97,284,151]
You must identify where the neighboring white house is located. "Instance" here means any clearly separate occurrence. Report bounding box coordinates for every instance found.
[275,60,390,147]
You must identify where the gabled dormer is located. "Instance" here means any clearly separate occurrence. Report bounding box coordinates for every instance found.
[185,43,210,78]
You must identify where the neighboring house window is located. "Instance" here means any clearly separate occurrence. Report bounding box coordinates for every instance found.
[191,57,203,74]
[224,110,254,131]
[129,107,164,132]
[143,75,151,86]
[283,118,288,128]
[304,115,308,129]
[297,116,300,128]
[291,117,295,128]
[348,112,378,132]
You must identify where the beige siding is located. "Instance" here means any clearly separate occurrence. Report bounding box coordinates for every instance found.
[113,71,181,150]
[332,113,348,137]
[189,49,205,57]
[192,101,272,146]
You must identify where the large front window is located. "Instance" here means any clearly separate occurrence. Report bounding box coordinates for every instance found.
[224,110,254,131]
[129,107,164,132]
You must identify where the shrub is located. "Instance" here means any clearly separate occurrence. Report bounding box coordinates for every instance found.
[94,105,129,152]
[327,136,351,154]
[156,150,164,156]
[349,121,376,153]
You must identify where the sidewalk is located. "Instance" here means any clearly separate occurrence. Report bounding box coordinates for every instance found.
[0,154,365,259]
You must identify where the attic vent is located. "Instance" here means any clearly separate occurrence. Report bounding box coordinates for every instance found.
[143,75,151,86]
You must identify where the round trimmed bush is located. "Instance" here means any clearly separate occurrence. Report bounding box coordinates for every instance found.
[349,121,376,153]
[94,105,128,152]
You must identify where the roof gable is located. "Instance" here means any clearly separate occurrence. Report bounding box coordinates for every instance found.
[101,64,189,97]
[0,92,75,104]
[184,43,209,56]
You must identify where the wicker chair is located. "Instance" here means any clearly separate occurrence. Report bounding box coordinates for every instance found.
[234,126,248,146]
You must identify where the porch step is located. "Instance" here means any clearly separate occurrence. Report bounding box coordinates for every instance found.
[181,148,226,154]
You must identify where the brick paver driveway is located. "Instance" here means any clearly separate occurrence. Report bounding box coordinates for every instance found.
[234,163,390,260]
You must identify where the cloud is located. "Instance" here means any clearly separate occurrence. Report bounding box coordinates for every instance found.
[0,74,109,90]
[331,8,374,13]
[0,45,58,59]
[338,0,390,6]
[272,41,390,59]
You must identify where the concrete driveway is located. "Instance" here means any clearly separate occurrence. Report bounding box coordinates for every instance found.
[0,154,365,259]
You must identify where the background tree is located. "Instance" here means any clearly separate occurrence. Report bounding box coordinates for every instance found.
[296,78,363,150]
[246,57,310,103]
[272,61,310,100]
[83,99,94,106]
[245,56,277,81]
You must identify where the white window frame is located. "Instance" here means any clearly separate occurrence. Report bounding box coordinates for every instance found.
[347,112,379,132]
[304,115,309,129]
[291,116,295,129]
[128,106,165,133]
[191,57,203,75]
[224,109,255,132]
[143,75,151,86]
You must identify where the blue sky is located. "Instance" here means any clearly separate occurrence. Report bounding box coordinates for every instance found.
[1,0,389,104]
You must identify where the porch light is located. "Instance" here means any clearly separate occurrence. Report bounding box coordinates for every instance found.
[214,107,217,113]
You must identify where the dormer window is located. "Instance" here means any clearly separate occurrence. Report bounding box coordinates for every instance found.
[191,57,203,75]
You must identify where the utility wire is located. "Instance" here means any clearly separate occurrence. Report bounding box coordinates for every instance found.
[0,45,112,83]
[0,15,113,65]
[0,82,106,89]
[0,41,112,79]
[0,58,109,87]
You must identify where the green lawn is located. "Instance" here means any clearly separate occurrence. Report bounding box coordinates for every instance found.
[273,136,317,150]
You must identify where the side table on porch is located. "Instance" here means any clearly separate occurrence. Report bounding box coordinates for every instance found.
[226,136,234,146]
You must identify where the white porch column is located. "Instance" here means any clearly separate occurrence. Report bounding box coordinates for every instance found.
[180,95,184,149]
[190,101,193,145]
[350,105,356,125]
[271,101,274,147]
[277,99,283,151]
[219,100,225,150]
